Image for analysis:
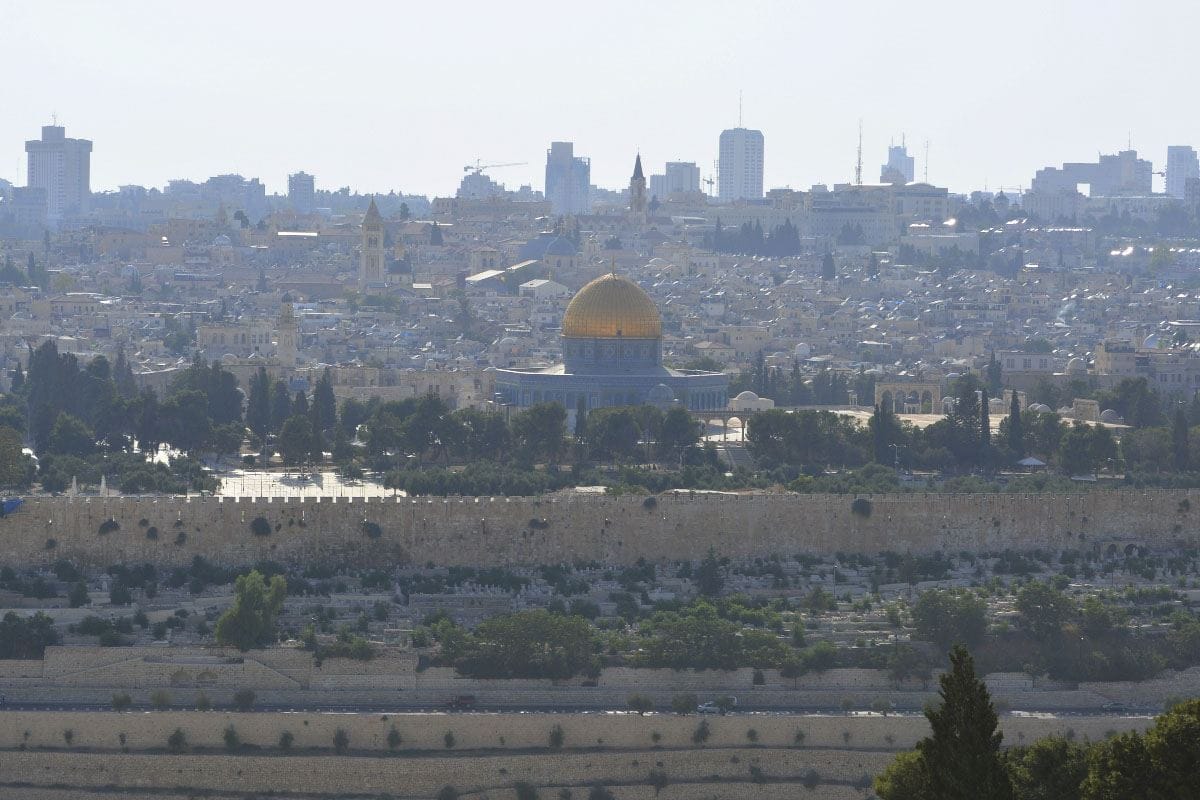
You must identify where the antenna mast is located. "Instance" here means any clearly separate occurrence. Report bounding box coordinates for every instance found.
[923,139,930,183]
[855,120,863,185]
[738,90,743,127]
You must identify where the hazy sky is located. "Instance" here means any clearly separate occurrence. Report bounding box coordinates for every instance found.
[2,0,1194,198]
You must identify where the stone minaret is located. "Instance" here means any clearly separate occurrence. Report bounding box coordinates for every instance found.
[359,197,385,293]
[276,293,298,368]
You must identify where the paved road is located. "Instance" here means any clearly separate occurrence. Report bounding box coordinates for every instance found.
[0,700,1154,718]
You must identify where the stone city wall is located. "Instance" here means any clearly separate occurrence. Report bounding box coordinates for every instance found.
[0,489,1194,569]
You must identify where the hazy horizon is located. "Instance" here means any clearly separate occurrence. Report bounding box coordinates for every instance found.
[3,0,1195,198]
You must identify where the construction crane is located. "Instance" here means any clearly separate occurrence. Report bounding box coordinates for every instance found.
[464,160,527,176]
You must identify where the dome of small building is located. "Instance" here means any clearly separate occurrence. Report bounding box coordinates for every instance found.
[735,390,760,402]
[1099,408,1123,423]
[562,273,662,339]
[1067,357,1086,374]
[1028,402,1050,413]
[1142,333,1160,349]
[794,343,811,358]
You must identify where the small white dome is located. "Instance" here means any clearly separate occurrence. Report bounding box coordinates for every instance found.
[1099,408,1123,423]
[1142,333,1160,349]
[735,390,760,401]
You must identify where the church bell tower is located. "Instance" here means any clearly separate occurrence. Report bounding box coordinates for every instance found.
[629,153,647,216]
[359,198,385,294]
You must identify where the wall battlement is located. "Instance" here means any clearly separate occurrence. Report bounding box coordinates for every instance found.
[0,490,1194,568]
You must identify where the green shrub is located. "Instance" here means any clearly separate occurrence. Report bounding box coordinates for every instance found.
[692,719,710,745]
[250,516,271,537]
[279,730,294,751]
[386,725,402,750]
[444,730,456,749]
[333,727,349,754]
[233,688,255,711]
[223,724,239,752]
[150,689,171,709]
[167,728,187,753]
[851,497,872,517]
[548,723,565,750]
[111,692,132,711]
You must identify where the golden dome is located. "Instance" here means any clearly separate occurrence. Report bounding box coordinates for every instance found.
[562,274,662,339]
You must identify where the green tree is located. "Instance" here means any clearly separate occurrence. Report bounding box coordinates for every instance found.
[695,548,724,597]
[0,425,30,488]
[453,610,595,679]
[48,413,95,457]
[658,406,699,460]
[313,368,338,433]
[1007,392,1025,459]
[821,250,836,281]
[1015,581,1075,642]
[278,414,316,466]
[627,693,654,715]
[68,581,90,608]
[1172,407,1189,472]
[214,571,287,651]
[875,749,931,800]
[1006,736,1087,800]
[912,589,987,649]
[512,403,567,464]
[584,407,642,462]
[916,645,1013,800]
[1080,731,1153,800]
[270,380,292,434]
[246,366,272,440]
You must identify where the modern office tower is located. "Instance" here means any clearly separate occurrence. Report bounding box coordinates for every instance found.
[288,171,316,211]
[718,128,764,201]
[881,143,915,184]
[544,141,591,215]
[25,124,92,223]
[649,161,701,199]
[1166,146,1199,200]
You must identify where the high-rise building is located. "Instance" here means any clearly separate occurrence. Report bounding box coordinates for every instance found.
[718,128,764,201]
[1166,146,1199,200]
[25,124,92,223]
[288,171,316,211]
[544,141,591,215]
[880,143,915,184]
[649,161,701,199]
[1031,150,1152,196]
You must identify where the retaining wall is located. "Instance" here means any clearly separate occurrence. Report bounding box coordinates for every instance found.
[0,489,1195,568]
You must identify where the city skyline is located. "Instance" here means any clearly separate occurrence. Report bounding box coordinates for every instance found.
[4,0,1198,198]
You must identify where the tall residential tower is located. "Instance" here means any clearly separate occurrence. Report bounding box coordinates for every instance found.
[544,142,591,215]
[25,124,92,223]
[718,128,764,201]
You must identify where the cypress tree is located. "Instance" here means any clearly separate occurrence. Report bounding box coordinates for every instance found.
[1173,407,1190,472]
[247,367,271,440]
[979,387,991,467]
[821,251,836,281]
[917,646,1013,800]
[1007,392,1024,459]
